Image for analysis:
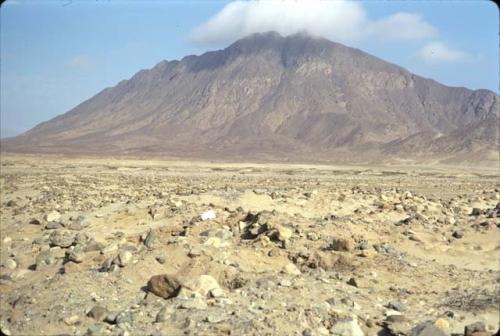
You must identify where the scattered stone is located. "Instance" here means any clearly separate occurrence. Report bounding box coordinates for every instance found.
[182,274,222,297]
[83,239,105,252]
[201,228,232,241]
[155,306,174,323]
[206,313,226,323]
[330,317,365,336]
[45,222,61,230]
[204,237,229,248]
[144,230,156,249]
[452,230,464,239]
[65,222,85,231]
[74,215,91,227]
[307,232,319,241]
[155,255,166,264]
[276,225,293,241]
[101,242,118,255]
[283,263,301,275]
[9,269,31,280]
[85,323,108,336]
[180,297,207,310]
[188,246,203,257]
[100,256,117,273]
[347,277,359,288]
[434,318,449,331]
[116,250,133,267]
[63,315,80,325]
[115,310,134,326]
[64,261,83,274]
[67,247,86,263]
[147,274,182,299]
[411,321,446,336]
[471,208,482,216]
[201,210,216,221]
[279,279,292,287]
[149,207,163,220]
[4,259,17,270]
[104,312,118,324]
[331,237,355,252]
[88,305,108,321]
[209,287,225,298]
[465,322,486,336]
[302,328,313,336]
[35,250,56,270]
[358,250,375,258]
[45,211,61,223]
[387,300,405,312]
[386,315,407,323]
[49,230,75,248]
[0,322,11,336]
[29,218,41,225]
[326,297,336,306]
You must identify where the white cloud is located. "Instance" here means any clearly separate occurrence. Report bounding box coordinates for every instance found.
[190,0,437,45]
[418,41,467,63]
[367,13,437,41]
[65,55,93,69]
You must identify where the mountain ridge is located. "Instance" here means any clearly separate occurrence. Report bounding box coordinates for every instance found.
[2,31,498,165]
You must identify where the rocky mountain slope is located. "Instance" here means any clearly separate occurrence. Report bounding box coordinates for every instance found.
[2,32,498,164]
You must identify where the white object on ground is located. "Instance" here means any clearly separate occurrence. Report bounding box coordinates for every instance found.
[201,210,216,221]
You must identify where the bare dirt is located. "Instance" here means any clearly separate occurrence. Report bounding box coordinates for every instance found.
[0,154,498,336]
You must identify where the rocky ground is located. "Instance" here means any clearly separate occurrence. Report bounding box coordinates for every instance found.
[0,155,498,336]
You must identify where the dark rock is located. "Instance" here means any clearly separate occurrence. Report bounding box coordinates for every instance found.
[45,222,62,230]
[411,321,447,336]
[144,230,156,249]
[147,274,182,299]
[387,300,406,312]
[330,237,355,252]
[471,208,482,216]
[302,328,313,336]
[347,277,359,287]
[104,312,118,324]
[465,322,486,336]
[452,230,464,239]
[326,297,336,306]
[29,218,41,225]
[100,256,117,272]
[386,315,407,323]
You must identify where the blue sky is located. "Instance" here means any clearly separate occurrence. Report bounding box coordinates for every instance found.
[1,0,498,137]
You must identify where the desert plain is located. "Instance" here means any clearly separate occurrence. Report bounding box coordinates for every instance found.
[0,154,498,336]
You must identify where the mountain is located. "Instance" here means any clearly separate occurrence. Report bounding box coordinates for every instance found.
[2,32,498,165]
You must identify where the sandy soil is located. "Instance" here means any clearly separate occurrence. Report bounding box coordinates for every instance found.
[0,155,498,336]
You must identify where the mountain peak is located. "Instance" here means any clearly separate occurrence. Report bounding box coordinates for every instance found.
[226,31,335,55]
[2,31,497,165]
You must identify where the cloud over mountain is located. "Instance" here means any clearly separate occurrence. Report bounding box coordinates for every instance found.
[190,0,437,45]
